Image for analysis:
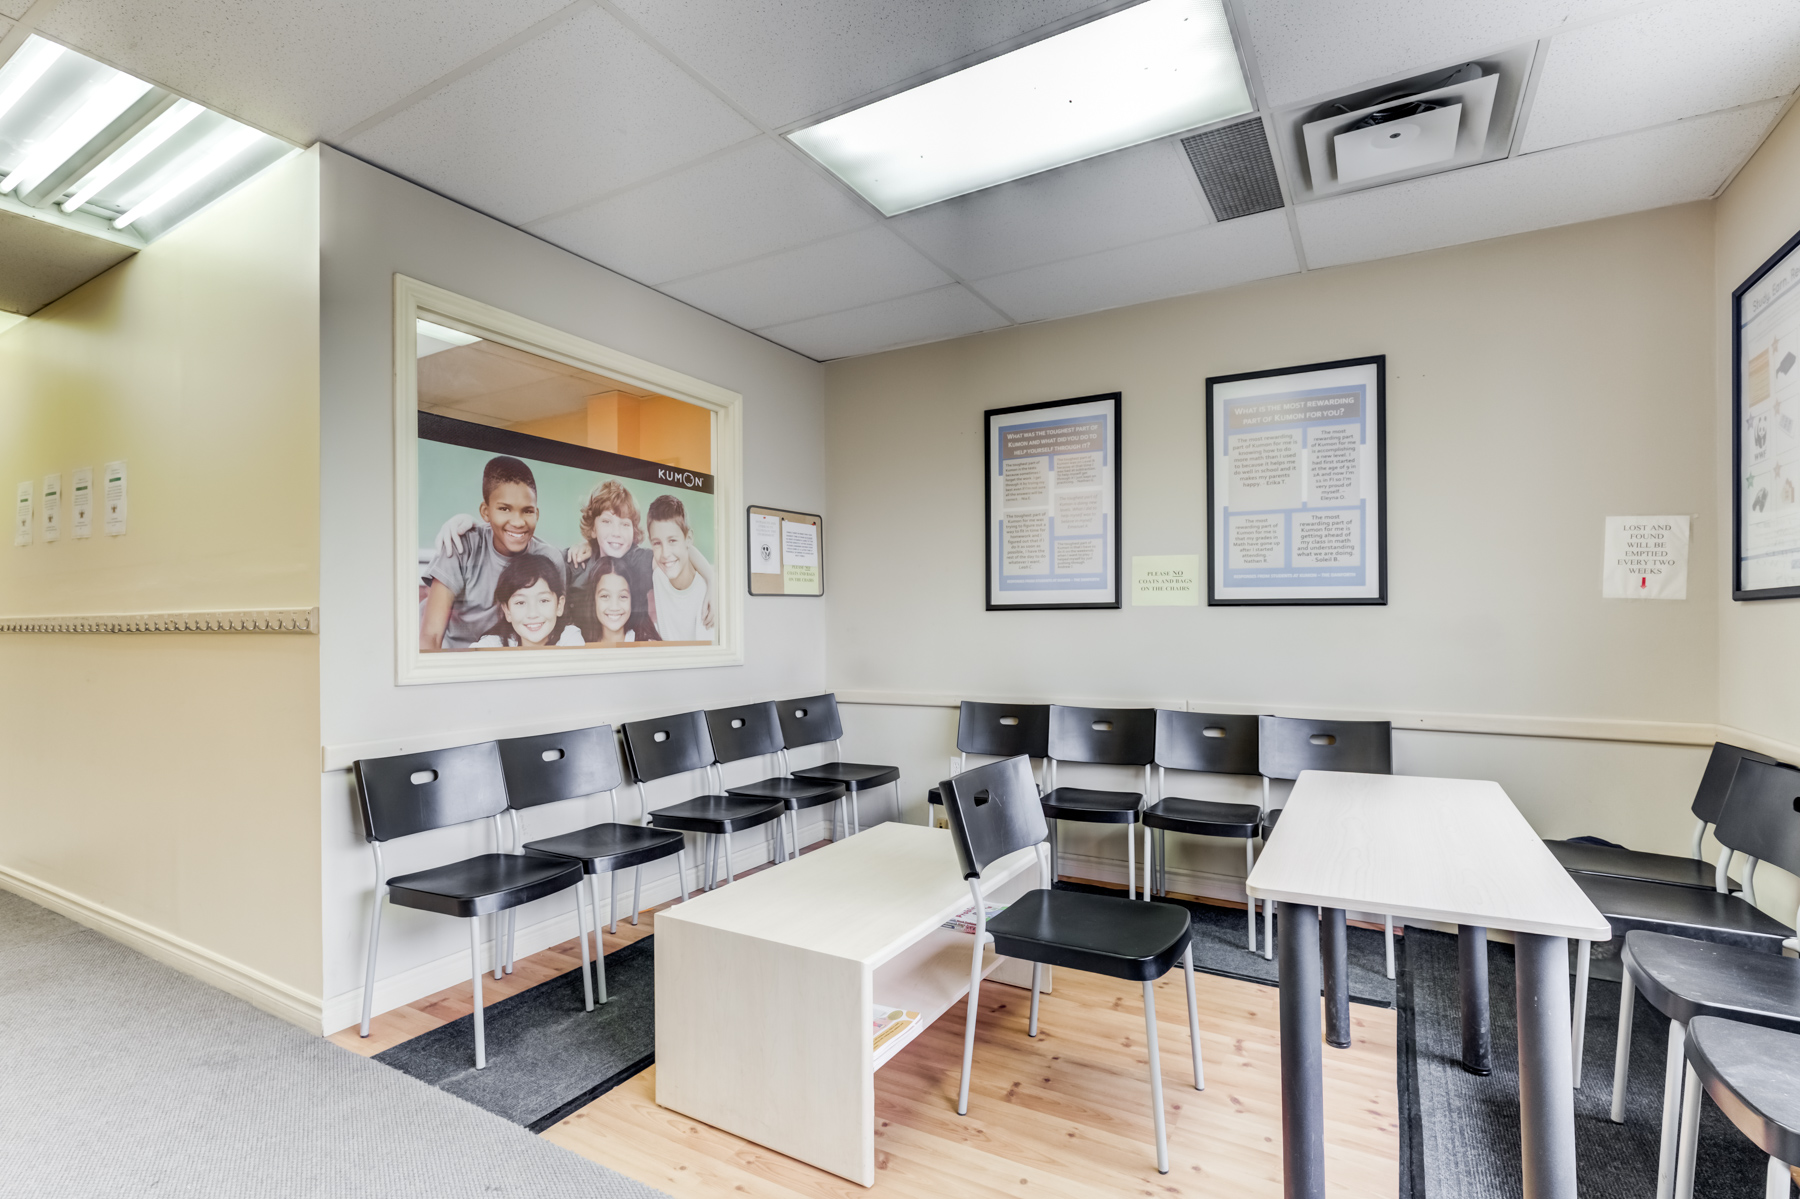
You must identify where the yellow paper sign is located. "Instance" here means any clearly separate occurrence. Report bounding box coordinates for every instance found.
[1131,554,1200,606]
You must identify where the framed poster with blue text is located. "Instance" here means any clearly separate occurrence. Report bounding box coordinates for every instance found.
[985,393,1121,610]
[1732,228,1800,601]
[1206,357,1386,606]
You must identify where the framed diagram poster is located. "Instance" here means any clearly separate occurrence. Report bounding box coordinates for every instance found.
[1206,357,1386,606]
[1732,229,1800,600]
[748,505,822,596]
[985,393,1121,610]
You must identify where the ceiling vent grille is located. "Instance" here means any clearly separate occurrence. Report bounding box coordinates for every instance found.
[1181,118,1283,221]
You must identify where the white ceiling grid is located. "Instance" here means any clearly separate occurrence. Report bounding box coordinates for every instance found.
[21,0,1800,359]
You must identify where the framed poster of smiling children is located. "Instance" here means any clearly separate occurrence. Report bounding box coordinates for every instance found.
[985,393,1121,610]
[1205,357,1387,606]
[394,275,743,684]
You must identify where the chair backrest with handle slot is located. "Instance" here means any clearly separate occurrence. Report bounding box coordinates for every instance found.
[776,693,844,751]
[1691,742,1780,825]
[1154,710,1259,776]
[705,701,786,765]
[941,755,1049,880]
[1046,705,1157,767]
[496,725,624,809]
[1713,758,1800,882]
[1257,716,1391,781]
[956,701,1050,760]
[354,741,508,843]
[621,711,716,784]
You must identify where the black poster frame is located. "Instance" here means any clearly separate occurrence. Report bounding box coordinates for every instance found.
[1730,225,1800,601]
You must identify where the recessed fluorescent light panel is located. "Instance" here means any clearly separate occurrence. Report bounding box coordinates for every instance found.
[788,0,1251,216]
[0,35,293,244]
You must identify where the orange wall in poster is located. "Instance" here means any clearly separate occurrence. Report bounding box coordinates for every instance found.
[512,391,711,472]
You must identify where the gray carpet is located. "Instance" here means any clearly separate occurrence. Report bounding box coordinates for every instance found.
[0,888,670,1199]
[377,937,655,1132]
[1402,927,1789,1199]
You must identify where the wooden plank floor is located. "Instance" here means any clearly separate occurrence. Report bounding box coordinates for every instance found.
[335,851,1400,1199]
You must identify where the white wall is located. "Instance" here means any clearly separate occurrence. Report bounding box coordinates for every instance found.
[825,203,1734,902]
[317,148,830,1030]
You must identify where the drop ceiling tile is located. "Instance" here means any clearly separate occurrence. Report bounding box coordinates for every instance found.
[662,226,952,330]
[344,8,755,226]
[971,209,1298,324]
[757,284,1008,360]
[529,138,874,286]
[1240,0,1642,109]
[1296,100,1780,269]
[890,138,1213,280]
[38,0,572,143]
[1521,0,1800,152]
[610,0,1104,129]
[0,0,29,22]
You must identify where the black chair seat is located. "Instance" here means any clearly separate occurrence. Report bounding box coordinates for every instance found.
[387,853,584,919]
[1040,786,1141,824]
[1547,839,1739,892]
[1686,1016,1800,1167]
[791,761,900,791]
[725,776,847,810]
[648,793,785,834]
[1623,930,1800,1030]
[1576,873,1794,952]
[1143,797,1262,838]
[522,823,684,873]
[1261,807,1284,837]
[988,889,1190,982]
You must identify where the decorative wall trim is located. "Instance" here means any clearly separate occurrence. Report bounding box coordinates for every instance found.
[834,690,1721,748]
[0,607,318,634]
[0,864,325,1034]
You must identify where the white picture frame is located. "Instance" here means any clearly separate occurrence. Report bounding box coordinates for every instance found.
[393,274,744,684]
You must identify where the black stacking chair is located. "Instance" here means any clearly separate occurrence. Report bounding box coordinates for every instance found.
[1683,1018,1800,1199]
[621,711,785,890]
[1256,715,1394,967]
[926,701,1051,825]
[1547,741,1773,891]
[777,693,902,832]
[1040,705,1157,896]
[354,741,588,1069]
[1606,758,1800,1178]
[940,755,1202,1176]
[497,725,687,1003]
[1141,710,1262,951]
[706,701,846,861]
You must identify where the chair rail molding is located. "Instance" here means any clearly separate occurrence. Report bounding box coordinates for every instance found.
[0,607,319,634]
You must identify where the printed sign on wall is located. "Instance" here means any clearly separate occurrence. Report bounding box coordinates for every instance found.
[1602,515,1689,600]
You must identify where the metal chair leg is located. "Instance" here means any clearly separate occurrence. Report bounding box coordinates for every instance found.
[1244,839,1256,952]
[1184,944,1203,1090]
[1572,940,1591,1088]
[631,865,642,924]
[359,890,385,1038]
[851,792,860,835]
[1143,979,1169,1174]
[1263,901,1274,960]
[957,940,983,1116]
[1612,967,1637,1123]
[491,912,504,981]
[722,829,734,884]
[505,909,516,975]
[1766,1156,1792,1199]
[675,847,690,903]
[1674,1060,1704,1199]
[1028,962,1043,1036]
[469,917,487,1070]
[1657,1018,1688,1199]
[574,888,594,1013]
[609,866,621,934]
[588,872,609,1003]
[1384,915,1395,980]
[1127,819,1137,901]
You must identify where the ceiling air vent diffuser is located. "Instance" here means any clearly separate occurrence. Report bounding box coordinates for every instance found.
[1182,118,1283,221]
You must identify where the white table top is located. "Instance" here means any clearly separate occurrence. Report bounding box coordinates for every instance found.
[1244,771,1611,941]
[655,822,1038,968]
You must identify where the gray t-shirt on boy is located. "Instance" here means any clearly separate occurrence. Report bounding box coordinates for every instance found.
[428,526,565,649]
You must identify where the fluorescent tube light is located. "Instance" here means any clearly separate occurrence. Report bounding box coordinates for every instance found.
[1,71,152,195]
[112,123,260,229]
[787,0,1251,216]
[0,38,62,125]
[417,318,482,348]
[62,99,202,212]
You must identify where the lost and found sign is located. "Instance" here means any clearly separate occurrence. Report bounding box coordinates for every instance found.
[1602,516,1689,600]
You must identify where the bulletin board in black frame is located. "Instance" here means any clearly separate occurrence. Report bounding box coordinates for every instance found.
[984,393,1121,611]
[1730,227,1800,601]
[747,505,822,596]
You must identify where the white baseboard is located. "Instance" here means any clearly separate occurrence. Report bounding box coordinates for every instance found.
[0,863,326,1033]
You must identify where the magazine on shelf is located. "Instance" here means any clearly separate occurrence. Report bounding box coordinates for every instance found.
[941,902,1007,935]
[872,1003,923,1065]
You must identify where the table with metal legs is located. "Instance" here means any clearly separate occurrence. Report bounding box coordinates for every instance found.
[1249,771,1609,1199]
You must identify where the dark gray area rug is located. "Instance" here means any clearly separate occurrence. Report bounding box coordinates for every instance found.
[1056,880,1397,1007]
[1400,927,1788,1199]
[377,937,655,1132]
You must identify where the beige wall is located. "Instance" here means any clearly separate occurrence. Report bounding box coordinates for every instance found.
[1714,103,1800,930]
[825,204,1730,897]
[0,150,323,1018]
